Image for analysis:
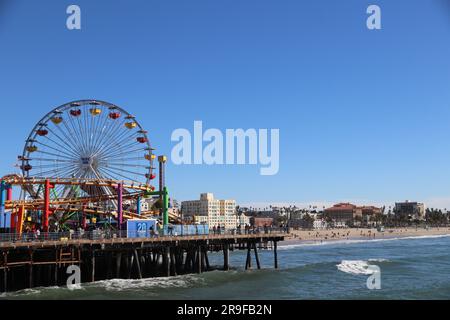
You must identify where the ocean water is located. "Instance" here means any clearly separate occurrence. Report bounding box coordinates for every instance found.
[3,235,450,300]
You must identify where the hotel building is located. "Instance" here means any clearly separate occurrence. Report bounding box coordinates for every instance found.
[181,193,238,229]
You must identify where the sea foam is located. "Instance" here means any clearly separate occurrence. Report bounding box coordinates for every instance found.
[336,260,375,275]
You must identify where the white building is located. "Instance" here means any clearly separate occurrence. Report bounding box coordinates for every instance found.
[182,193,237,229]
[313,219,328,230]
[237,214,250,227]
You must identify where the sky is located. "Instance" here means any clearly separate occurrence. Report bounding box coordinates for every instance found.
[1,0,450,209]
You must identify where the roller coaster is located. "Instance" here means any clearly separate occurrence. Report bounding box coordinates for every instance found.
[0,100,177,234]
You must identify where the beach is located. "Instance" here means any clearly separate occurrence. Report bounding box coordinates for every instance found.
[283,227,450,244]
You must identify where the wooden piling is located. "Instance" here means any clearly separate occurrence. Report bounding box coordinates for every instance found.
[204,249,210,270]
[274,241,278,269]
[245,242,252,270]
[134,249,142,279]
[129,252,135,279]
[116,252,122,278]
[165,247,170,277]
[197,247,202,274]
[170,248,177,276]
[223,244,229,271]
[54,264,58,286]
[3,251,7,292]
[253,242,261,270]
[29,250,34,288]
[91,250,96,282]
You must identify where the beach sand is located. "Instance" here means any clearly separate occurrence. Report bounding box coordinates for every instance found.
[282,227,450,244]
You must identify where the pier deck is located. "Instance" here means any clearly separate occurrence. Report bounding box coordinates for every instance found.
[0,232,285,292]
[0,233,285,249]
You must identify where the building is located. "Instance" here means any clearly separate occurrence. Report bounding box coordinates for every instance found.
[237,214,250,227]
[313,219,328,230]
[250,217,274,227]
[181,193,237,229]
[139,197,157,212]
[394,201,426,221]
[324,203,356,225]
[324,203,383,226]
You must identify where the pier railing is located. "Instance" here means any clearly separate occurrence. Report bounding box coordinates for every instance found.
[0,227,288,243]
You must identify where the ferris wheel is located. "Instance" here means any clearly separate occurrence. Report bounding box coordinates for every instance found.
[19,99,156,202]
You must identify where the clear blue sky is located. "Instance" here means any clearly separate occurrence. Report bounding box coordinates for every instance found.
[1,0,450,208]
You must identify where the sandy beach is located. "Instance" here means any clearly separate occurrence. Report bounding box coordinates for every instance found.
[282,227,450,244]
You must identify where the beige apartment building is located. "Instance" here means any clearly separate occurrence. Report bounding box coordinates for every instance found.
[182,193,238,229]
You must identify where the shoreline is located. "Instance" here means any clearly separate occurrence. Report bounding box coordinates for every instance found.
[280,227,450,246]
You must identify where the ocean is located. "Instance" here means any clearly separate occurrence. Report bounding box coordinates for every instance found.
[2,235,450,300]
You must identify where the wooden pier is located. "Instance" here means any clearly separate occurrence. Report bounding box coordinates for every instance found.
[0,233,284,292]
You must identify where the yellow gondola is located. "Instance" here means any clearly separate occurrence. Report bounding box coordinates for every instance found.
[51,117,63,124]
[26,146,38,153]
[90,108,102,116]
[125,122,137,129]
[145,154,156,161]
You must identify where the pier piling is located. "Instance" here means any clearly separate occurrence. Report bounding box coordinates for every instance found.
[274,241,278,269]
[253,242,261,270]
[223,244,229,271]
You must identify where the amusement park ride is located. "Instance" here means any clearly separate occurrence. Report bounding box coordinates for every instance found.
[0,100,175,234]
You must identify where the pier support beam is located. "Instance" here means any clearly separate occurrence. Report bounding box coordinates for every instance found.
[223,244,229,271]
[128,252,135,279]
[91,250,96,282]
[116,252,122,278]
[245,242,252,270]
[3,251,7,292]
[204,249,210,270]
[253,243,261,270]
[197,247,202,274]
[29,250,34,288]
[170,248,177,276]
[134,249,142,279]
[274,241,278,269]
[165,247,170,277]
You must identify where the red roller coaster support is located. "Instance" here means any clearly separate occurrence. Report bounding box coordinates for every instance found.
[6,186,12,201]
[43,179,54,232]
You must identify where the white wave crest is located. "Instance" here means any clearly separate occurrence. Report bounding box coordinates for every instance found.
[336,260,376,275]
[90,274,204,292]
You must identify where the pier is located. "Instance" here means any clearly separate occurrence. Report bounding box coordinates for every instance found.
[0,231,285,292]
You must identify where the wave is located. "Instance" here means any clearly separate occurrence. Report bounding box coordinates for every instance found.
[336,260,378,275]
[278,233,450,250]
[89,274,205,292]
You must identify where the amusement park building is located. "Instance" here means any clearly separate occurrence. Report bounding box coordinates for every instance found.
[181,193,237,229]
